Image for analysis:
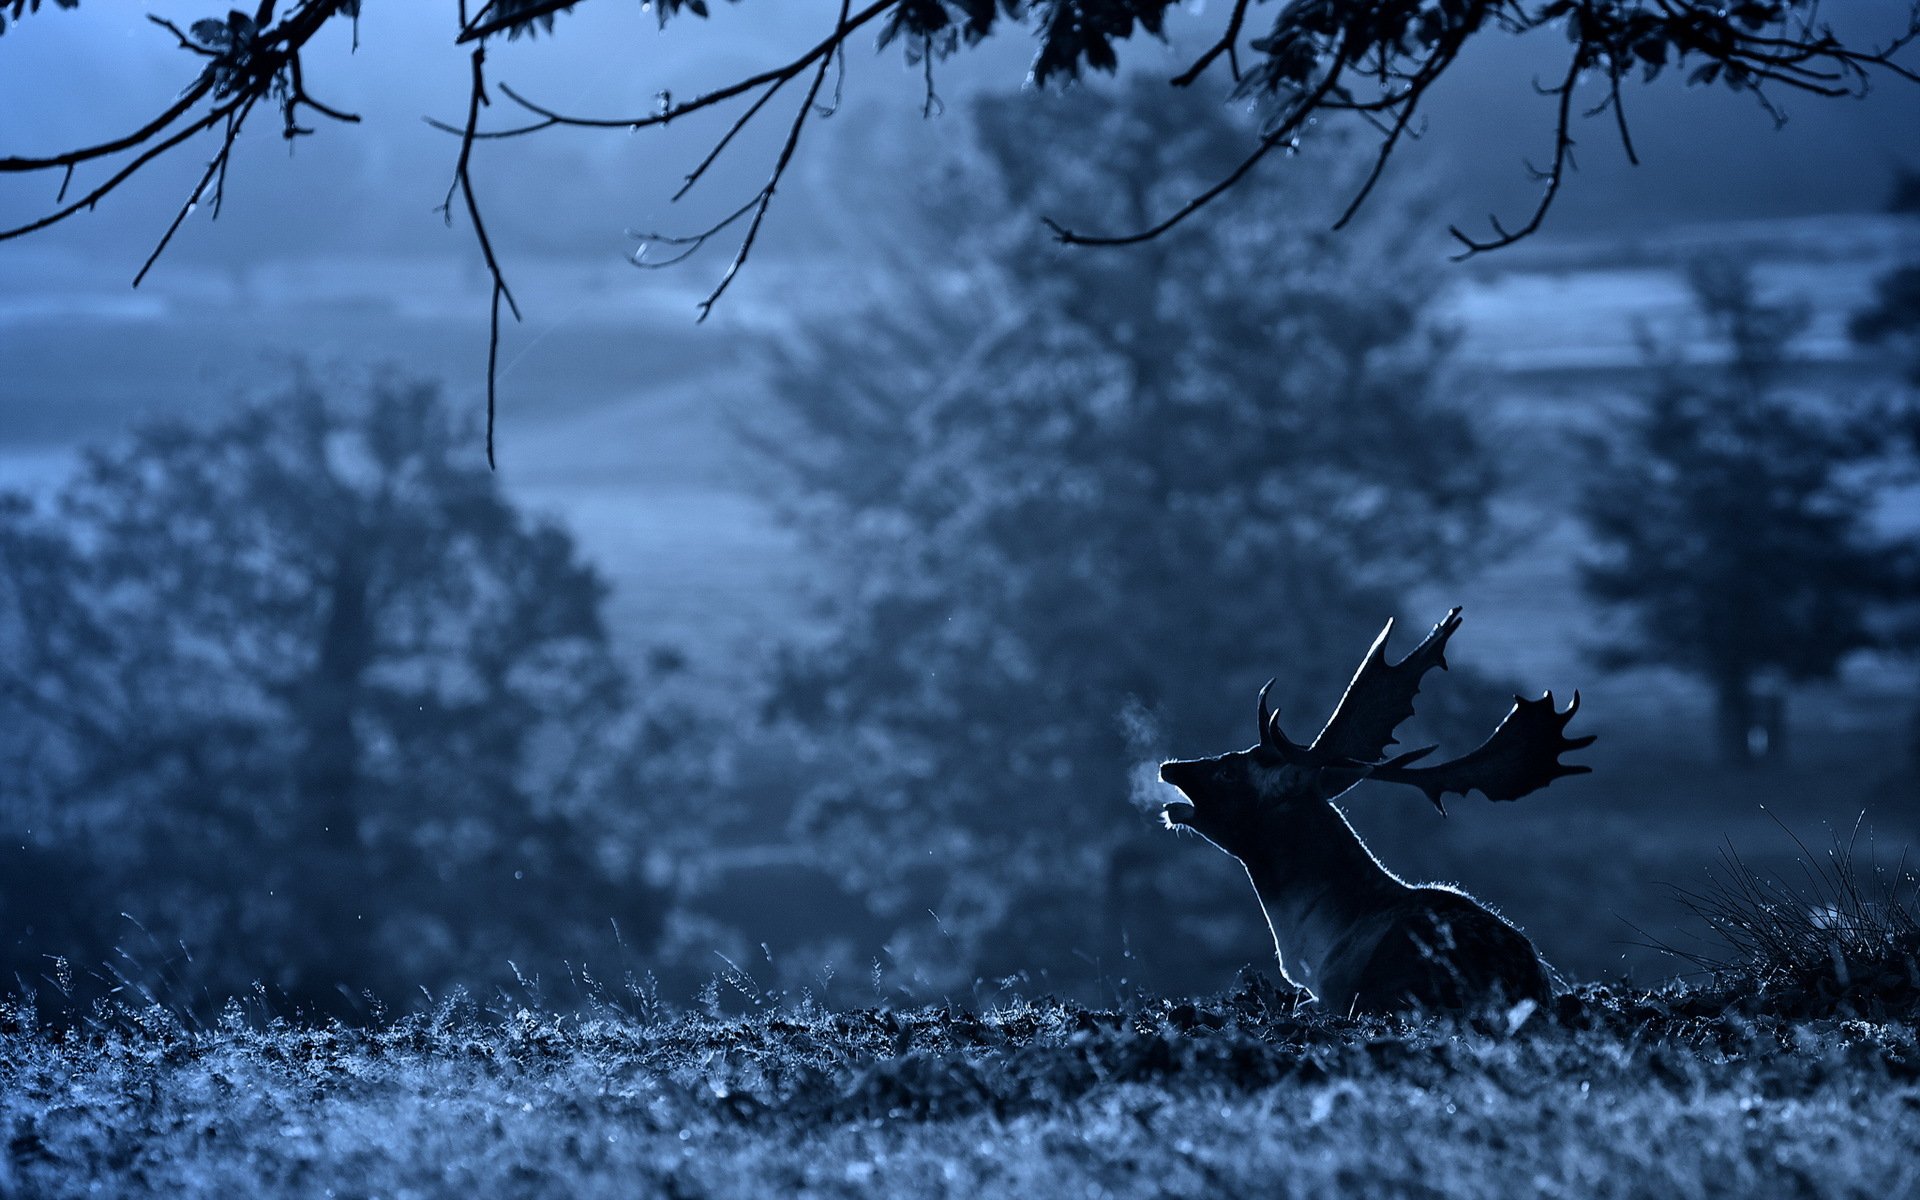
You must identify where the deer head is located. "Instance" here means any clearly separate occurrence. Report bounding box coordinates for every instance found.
[1160,607,1593,851]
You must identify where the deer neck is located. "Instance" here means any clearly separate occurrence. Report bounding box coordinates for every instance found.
[1236,800,1407,993]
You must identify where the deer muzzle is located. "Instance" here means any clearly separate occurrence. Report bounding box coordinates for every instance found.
[1158,759,1202,826]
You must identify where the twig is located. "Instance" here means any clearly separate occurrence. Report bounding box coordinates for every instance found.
[1604,72,1639,166]
[1045,63,1348,248]
[691,0,852,321]
[1448,48,1584,259]
[671,75,790,203]
[133,95,259,288]
[629,196,758,270]
[1331,35,1465,231]
[470,0,896,136]
[1171,0,1251,86]
[440,46,523,468]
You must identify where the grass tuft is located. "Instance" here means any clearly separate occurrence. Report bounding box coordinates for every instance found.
[1646,814,1920,1019]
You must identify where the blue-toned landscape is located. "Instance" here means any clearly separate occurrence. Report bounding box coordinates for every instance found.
[3,2,1919,1195]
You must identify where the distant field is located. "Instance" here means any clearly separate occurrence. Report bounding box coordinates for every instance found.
[5,980,1917,1199]
[5,215,1916,710]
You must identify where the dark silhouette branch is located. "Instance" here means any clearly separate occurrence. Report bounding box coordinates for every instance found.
[1448,49,1583,259]
[133,94,259,288]
[1597,74,1640,166]
[671,73,791,203]
[0,102,233,243]
[0,0,357,268]
[450,0,898,139]
[8,0,1917,272]
[437,46,524,469]
[1044,62,1350,248]
[685,0,850,321]
[1170,0,1250,87]
[921,36,945,118]
[0,71,213,172]
[1331,34,1468,231]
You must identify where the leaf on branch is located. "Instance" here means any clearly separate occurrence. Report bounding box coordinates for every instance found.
[652,0,735,30]
[1032,0,1180,84]
[880,0,1011,52]
[0,0,80,38]
[190,19,232,48]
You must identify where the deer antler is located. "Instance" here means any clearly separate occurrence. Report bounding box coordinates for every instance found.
[1257,679,1311,764]
[1309,606,1463,764]
[1370,691,1594,814]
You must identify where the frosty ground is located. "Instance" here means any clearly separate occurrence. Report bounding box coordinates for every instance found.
[5,975,1918,1200]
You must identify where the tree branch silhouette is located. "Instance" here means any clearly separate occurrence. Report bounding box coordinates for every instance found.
[3,0,1915,455]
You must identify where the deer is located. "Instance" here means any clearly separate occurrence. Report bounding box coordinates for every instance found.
[1157,607,1592,1015]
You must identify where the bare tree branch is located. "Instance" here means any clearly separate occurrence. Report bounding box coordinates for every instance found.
[133,94,259,288]
[643,0,852,321]
[1170,0,1250,87]
[0,0,357,264]
[436,46,524,469]
[0,72,214,172]
[459,0,897,138]
[1448,49,1584,259]
[1043,63,1351,247]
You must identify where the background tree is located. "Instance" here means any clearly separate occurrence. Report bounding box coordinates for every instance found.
[755,77,1503,996]
[1580,256,1906,766]
[0,380,687,1014]
[1848,168,1920,772]
[1850,167,1920,389]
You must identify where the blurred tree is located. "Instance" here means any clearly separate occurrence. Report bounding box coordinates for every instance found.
[1848,168,1920,773]
[1850,167,1920,389]
[0,381,683,1014]
[755,78,1501,995]
[1581,257,1906,766]
[1852,262,1920,391]
[2,1,1913,428]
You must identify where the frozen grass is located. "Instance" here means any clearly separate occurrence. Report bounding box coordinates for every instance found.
[6,829,1917,1198]
[4,972,1919,1200]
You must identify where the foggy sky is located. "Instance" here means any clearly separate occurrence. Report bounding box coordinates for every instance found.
[3,1,1918,693]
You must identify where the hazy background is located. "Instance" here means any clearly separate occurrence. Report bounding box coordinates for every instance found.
[2,1,1917,1017]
